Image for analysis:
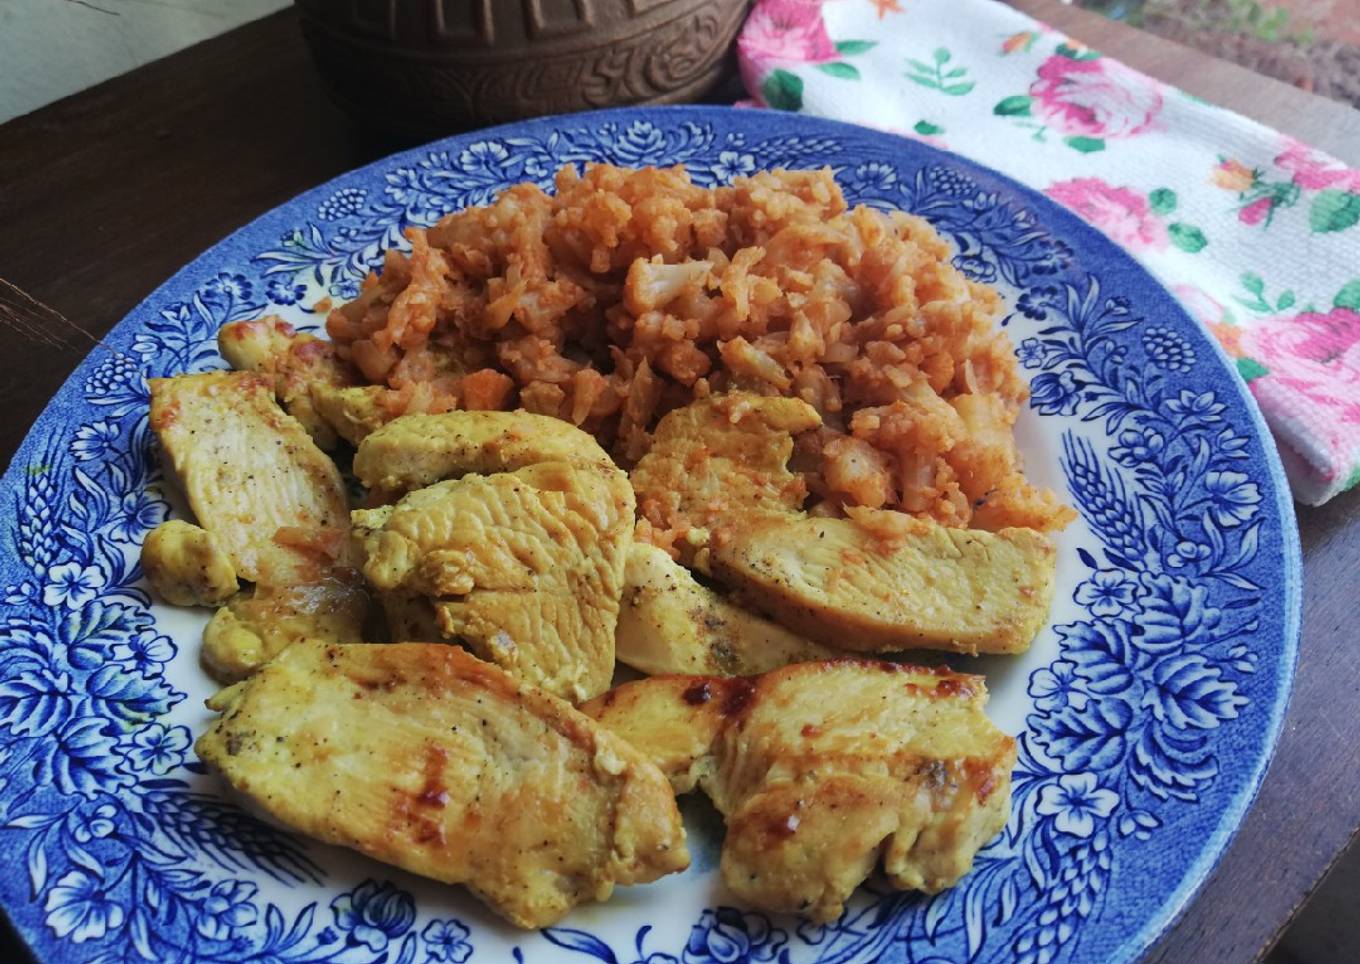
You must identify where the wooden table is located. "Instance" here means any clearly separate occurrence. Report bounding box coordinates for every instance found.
[1,4,1357,962]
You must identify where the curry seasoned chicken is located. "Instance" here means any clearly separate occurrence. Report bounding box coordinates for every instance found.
[353,409,616,499]
[353,459,633,702]
[200,570,371,683]
[710,509,1056,655]
[630,393,822,551]
[198,642,689,928]
[583,660,1015,921]
[618,543,838,676]
[148,371,352,586]
[140,520,238,607]
[218,316,360,449]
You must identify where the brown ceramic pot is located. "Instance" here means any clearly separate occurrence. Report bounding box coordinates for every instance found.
[295,0,751,137]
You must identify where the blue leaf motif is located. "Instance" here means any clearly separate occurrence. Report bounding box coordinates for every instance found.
[1138,575,1224,652]
[1131,727,1218,801]
[0,667,77,737]
[1058,620,1138,694]
[1035,697,1134,771]
[1146,655,1246,729]
[87,665,178,724]
[543,927,620,963]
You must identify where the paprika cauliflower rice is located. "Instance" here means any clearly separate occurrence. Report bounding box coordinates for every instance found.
[321,163,1074,548]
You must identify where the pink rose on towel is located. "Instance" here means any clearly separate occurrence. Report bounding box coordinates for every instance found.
[738,0,836,68]
[1243,308,1360,429]
[1046,178,1167,250]
[1030,55,1162,139]
[1274,138,1360,193]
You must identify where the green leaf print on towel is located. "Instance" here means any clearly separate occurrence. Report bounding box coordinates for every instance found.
[906,48,976,96]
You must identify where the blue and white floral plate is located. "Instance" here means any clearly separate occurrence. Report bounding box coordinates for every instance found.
[0,106,1299,964]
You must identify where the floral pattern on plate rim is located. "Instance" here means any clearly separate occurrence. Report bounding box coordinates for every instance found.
[0,107,1298,964]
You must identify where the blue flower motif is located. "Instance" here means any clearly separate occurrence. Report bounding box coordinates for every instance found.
[1203,470,1260,527]
[422,919,472,963]
[1016,285,1062,320]
[84,355,150,416]
[611,121,669,166]
[71,803,118,843]
[1213,425,1251,460]
[110,489,165,542]
[111,632,176,674]
[266,276,308,305]
[43,561,104,608]
[1163,389,1226,425]
[1015,337,1047,369]
[712,150,756,183]
[1035,773,1119,837]
[1109,426,1165,467]
[195,880,259,941]
[201,272,253,309]
[849,160,897,194]
[317,187,368,221]
[124,723,191,775]
[384,167,446,224]
[457,141,512,179]
[1075,569,1137,617]
[331,880,416,952]
[1141,325,1196,372]
[1029,659,1085,713]
[1167,538,1212,569]
[70,421,119,462]
[925,165,977,198]
[44,870,125,943]
[683,907,786,964]
[1029,370,1084,415]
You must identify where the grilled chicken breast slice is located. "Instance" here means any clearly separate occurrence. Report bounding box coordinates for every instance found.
[353,460,633,702]
[630,393,822,550]
[353,410,616,499]
[618,543,839,676]
[148,371,352,585]
[140,520,238,607]
[582,660,1014,922]
[710,509,1056,655]
[200,570,371,683]
[198,642,689,928]
[218,317,359,449]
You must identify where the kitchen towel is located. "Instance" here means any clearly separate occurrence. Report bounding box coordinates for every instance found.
[738,0,1360,505]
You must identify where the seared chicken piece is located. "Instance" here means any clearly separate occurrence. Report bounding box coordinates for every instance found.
[353,460,633,701]
[582,661,1015,921]
[618,543,838,676]
[310,384,395,446]
[630,393,822,549]
[200,571,371,683]
[150,372,352,585]
[198,642,689,928]
[218,317,359,449]
[141,520,238,606]
[710,509,1056,655]
[353,410,616,499]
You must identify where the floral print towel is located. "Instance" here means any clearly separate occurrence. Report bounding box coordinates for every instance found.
[738,0,1360,505]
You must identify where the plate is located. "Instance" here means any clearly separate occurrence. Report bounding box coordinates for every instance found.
[0,106,1299,963]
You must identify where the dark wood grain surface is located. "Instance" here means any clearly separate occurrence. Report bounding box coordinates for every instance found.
[0,6,1357,963]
